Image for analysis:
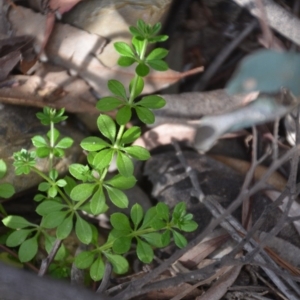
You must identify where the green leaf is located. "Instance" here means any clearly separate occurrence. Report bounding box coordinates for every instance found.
[97,115,116,143]
[56,214,73,239]
[147,59,168,71]
[90,187,107,215]
[141,232,163,248]
[96,97,124,111]
[130,76,144,98]
[161,230,171,247]
[120,126,141,145]
[136,63,150,77]
[93,149,115,170]
[117,56,136,67]
[75,215,92,244]
[112,236,132,254]
[90,256,105,281]
[48,186,58,198]
[6,229,33,247]
[36,147,50,158]
[114,42,135,58]
[116,105,132,125]
[131,203,143,229]
[18,236,38,262]
[105,174,136,189]
[135,106,155,124]
[70,183,96,201]
[36,201,66,216]
[41,211,68,228]
[129,26,141,37]
[56,179,67,187]
[151,22,162,35]
[136,238,153,263]
[110,213,131,231]
[2,216,34,229]
[116,151,134,177]
[0,159,7,179]
[48,128,60,143]
[31,135,48,148]
[106,186,128,208]
[105,253,129,274]
[63,175,77,196]
[69,164,90,181]
[140,207,158,230]
[156,202,169,221]
[148,35,168,43]
[178,220,198,232]
[108,80,127,99]
[75,251,95,269]
[53,148,64,158]
[138,95,166,109]
[81,137,110,152]
[146,48,168,60]
[38,182,50,192]
[137,19,146,33]
[132,37,144,56]
[0,183,15,199]
[172,230,187,248]
[124,146,150,160]
[56,137,73,149]
[227,50,300,96]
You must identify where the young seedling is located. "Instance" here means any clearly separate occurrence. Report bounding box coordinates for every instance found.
[2,20,198,282]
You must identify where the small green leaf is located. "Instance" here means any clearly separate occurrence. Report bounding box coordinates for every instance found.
[137,19,146,32]
[90,256,105,281]
[6,229,33,247]
[75,215,92,244]
[56,137,73,149]
[138,95,166,109]
[112,236,132,254]
[116,151,134,177]
[116,105,132,125]
[48,128,60,143]
[0,183,15,199]
[135,106,155,124]
[147,60,168,71]
[56,214,73,240]
[106,186,128,208]
[0,159,7,179]
[124,146,150,160]
[70,183,96,201]
[2,216,34,229]
[69,164,91,181]
[90,187,107,215]
[75,251,95,269]
[48,186,58,198]
[18,236,38,262]
[131,203,143,229]
[161,230,171,247]
[36,201,66,216]
[41,211,68,228]
[156,202,169,221]
[108,80,127,99]
[136,63,150,77]
[36,147,50,158]
[97,115,116,143]
[129,26,141,37]
[114,42,135,57]
[146,48,168,60]
[140,207,158,230]
[105,174,136,189]
[93,149,115,170]
[31,135,48,148]
[38,182,50,192]
[130,76,144,99]
[105,253,129,274]
[63,175,77,196]
[117,56,136,67]
[136,238,153,263]
[148,35,168,43]
[56,179,67,187]
[172,230,187,248]
[132,37,144,56]
[80,137,110,152]
[141,232,163,248]
[96,97,124,111]
[120,127,141,145]
[151,22,162,35]
[110,213,131,230]
[178,220,198,232]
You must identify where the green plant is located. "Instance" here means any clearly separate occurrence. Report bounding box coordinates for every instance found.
[1,20,197,281]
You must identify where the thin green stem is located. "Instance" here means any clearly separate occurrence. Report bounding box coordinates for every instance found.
[49,121,55,171]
